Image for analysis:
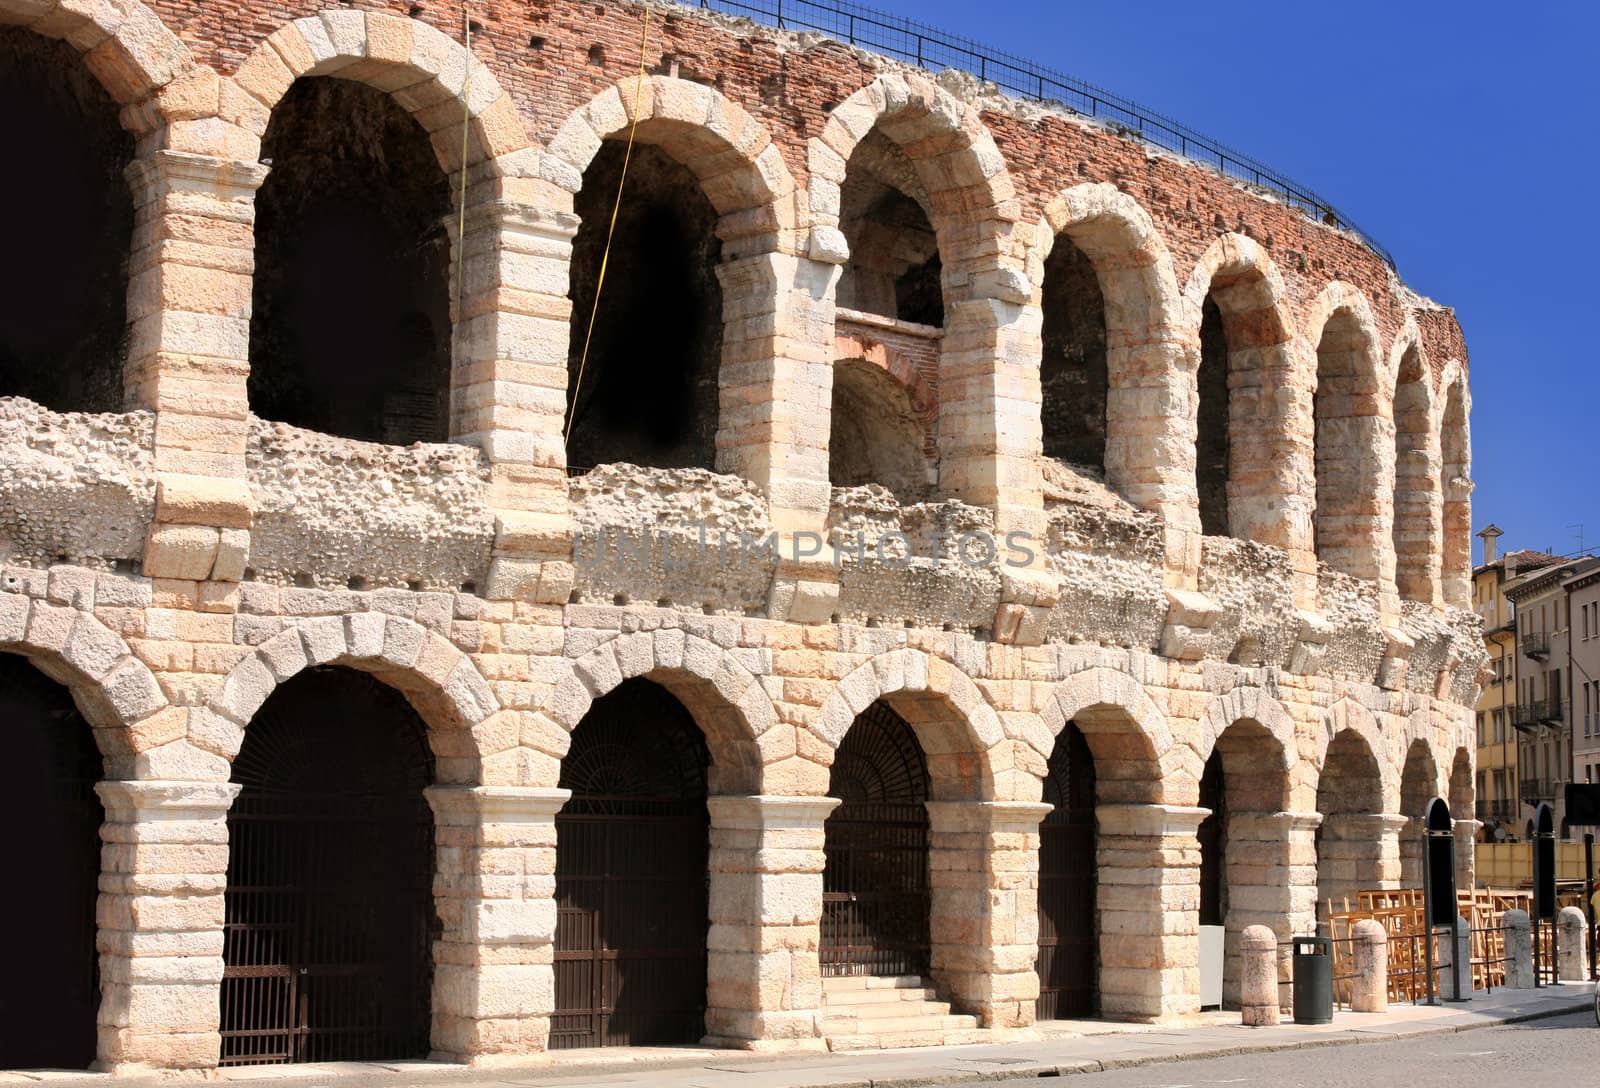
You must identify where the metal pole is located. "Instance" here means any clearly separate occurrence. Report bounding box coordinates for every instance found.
[1423,824,1437,1005]
[1587,832,1596,980]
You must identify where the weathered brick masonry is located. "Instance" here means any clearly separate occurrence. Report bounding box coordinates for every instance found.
[0,0,1481,1073]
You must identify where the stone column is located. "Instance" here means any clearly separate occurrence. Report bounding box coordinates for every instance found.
[702,795,837,1051]
[1558,906,1589,982]
[1502,909,1534,988]
[424,785,569,1062]
[125,150,266,583]
[1096,803,1209,1021]
[1452,818,1481,893]
[1317,812,1407,916]
[1239,925,1279,1026]
[1350,918,1388,1012]
[1223,811,1321,1007]
[925,801,1053,1032]
[94,780,239,1073]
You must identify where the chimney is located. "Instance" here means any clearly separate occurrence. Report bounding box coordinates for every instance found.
[1478,524,1504,566]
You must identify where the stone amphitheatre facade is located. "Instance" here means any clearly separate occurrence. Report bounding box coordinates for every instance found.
[0,0,1483,1073]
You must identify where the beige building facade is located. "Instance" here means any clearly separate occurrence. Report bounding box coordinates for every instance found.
[0,0,1483,1074]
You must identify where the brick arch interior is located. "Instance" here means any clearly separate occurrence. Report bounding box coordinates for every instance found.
[1313,305,1384,579]
[837,128,942,326]
[1039,231,1108,471]
[829,356,934,502]
[0,27,134,414]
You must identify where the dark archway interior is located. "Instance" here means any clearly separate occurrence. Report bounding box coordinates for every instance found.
[222,667,436,1065]
[1198,752,1226,927]
[553,677,710,1048]
[566,141,722,472]
[249,78,452,445]
[1040,235,1108,469]
[1,654,103,1071]
[0,29,133,413]
[1196,295,1230,536]
[1038,721,1097,1019]
[837,130,943,327]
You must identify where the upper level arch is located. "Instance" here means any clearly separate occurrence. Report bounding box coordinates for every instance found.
[1438,360,1471,608]
[1038,665,1175,804]
[0,0,195,120]
[1389,328,1441,605]
[1032,183,1189,521]
[1182,235,1300,549]
[1305,282,1385,582]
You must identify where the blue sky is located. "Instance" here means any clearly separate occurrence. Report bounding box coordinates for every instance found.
[900,0,1598,564]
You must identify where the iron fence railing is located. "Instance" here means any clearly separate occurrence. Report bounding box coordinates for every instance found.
[696,0,1397,269]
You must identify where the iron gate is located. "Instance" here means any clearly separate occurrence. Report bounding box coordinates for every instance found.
[552,678,710,1049]
[221,667,436,1066]
[822,702,931,978]
[1036,722,1096,1019]
[1,654,102,1071]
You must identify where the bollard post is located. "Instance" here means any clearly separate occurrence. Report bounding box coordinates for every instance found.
[1240,925,1280,1026]
[1503,909,1534,989]
[1350,919,1388,1013]
[1558,906,1590,981]
[1450,914,1472,999]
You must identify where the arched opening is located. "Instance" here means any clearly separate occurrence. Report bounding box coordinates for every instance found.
[0,29,133,412]
[822,700,931,978]
[565,142,722,472]
[1448,747,1475,888]
[1036,722,1097,1019]
[0,653,102,1071]
[249,78,452,444]
[1399,740,1439,887]
[553,677,710,1048]
[1313,308,1380,577]
[1196,296,1230,536]
[1040,234,1108,471]
[1440,378,1470,602]
[1393,347,1435,602]
[1201,719,1293,1008]
[1315,729,1386,920]
[221,667,437,1065]
[837,130,942,327]
[828,358,932,501]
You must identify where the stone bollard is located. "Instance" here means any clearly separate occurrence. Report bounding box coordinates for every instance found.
[1503,909,1534,989]
[1240,925,1280,1026]
[1350,919,1388,1012]
[1445,915,1472,1000]
[1558,906,1590,981]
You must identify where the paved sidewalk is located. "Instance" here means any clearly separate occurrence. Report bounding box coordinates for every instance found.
[3,984,1591,1087]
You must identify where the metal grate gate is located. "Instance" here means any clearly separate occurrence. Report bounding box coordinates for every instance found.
[221,667,437,1066]
[1,654,102,1071]
[1036,722,1097,1019]
[822,702,931,978]
[552,679,711,1049]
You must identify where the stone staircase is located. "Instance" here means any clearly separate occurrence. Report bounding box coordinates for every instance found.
[820,975,985,1051]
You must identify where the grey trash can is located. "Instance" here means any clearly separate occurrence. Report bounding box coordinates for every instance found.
[1292,936,1333,1024]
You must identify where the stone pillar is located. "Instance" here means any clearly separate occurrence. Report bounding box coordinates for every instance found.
[1223,811,1321,1007]
[447,197,579,602]
[1503,909,1534,988]
[1438,914,1471,1000]
[715,252,839,538]
[1558,906,1589,982]
[125,150,266,583]
[424,786,568,1062]
[1096,803,1209,1021]
[926,800,1053,1032]
[1317,812,1407,915]
[1452,819,1480,893]
[1239,925,1280,1026]
[94,780,240,1073]
[703,795,836,1051]
[1350,918,1388,1012]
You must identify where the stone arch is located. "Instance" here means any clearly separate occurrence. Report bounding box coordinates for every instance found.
[1033,183,1190,521]
[1039,666,1174,804]
[0,585,169,773]
[194,612,500,784]
[1390,328,1440,605]
[546,74,798,250]
[230,12,530,173]
[1438,361,1471,608]
[541,628,778,796]
[0,0,195,126]
[1194,685,1297,775]
[1183,235,1301,548]
[814,649,1003,802]
[829,356,934,501]
[1305,282,1385,582]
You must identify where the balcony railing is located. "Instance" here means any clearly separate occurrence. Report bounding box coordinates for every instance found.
[1513,698,1562,730]
[1521,631,1550,658]
[1475,799,1516,822]
[1519,778,1558,803]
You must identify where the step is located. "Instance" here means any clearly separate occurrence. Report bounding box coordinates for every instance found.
[821,985,940,1006]
[825,1024,989,1052]
[822,974,924,992]
[820,1012,978,1035]
[825,998,953,1021]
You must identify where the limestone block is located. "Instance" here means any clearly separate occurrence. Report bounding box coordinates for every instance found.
[154,473,252,529]
[1558,906,1589,982]
[143,524,220,581]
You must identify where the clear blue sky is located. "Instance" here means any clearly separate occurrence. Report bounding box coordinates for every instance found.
[899,0,1597,564]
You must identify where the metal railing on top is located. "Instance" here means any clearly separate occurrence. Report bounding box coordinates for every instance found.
[697,0,1397,270]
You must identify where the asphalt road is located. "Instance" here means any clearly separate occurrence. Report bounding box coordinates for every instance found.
[953,1010,1600,1088]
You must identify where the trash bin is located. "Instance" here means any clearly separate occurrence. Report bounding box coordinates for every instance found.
[1292,936,1332,1025]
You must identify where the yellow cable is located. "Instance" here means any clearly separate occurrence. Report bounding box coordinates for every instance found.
[454,5,472,347]
[564,3,653,447]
